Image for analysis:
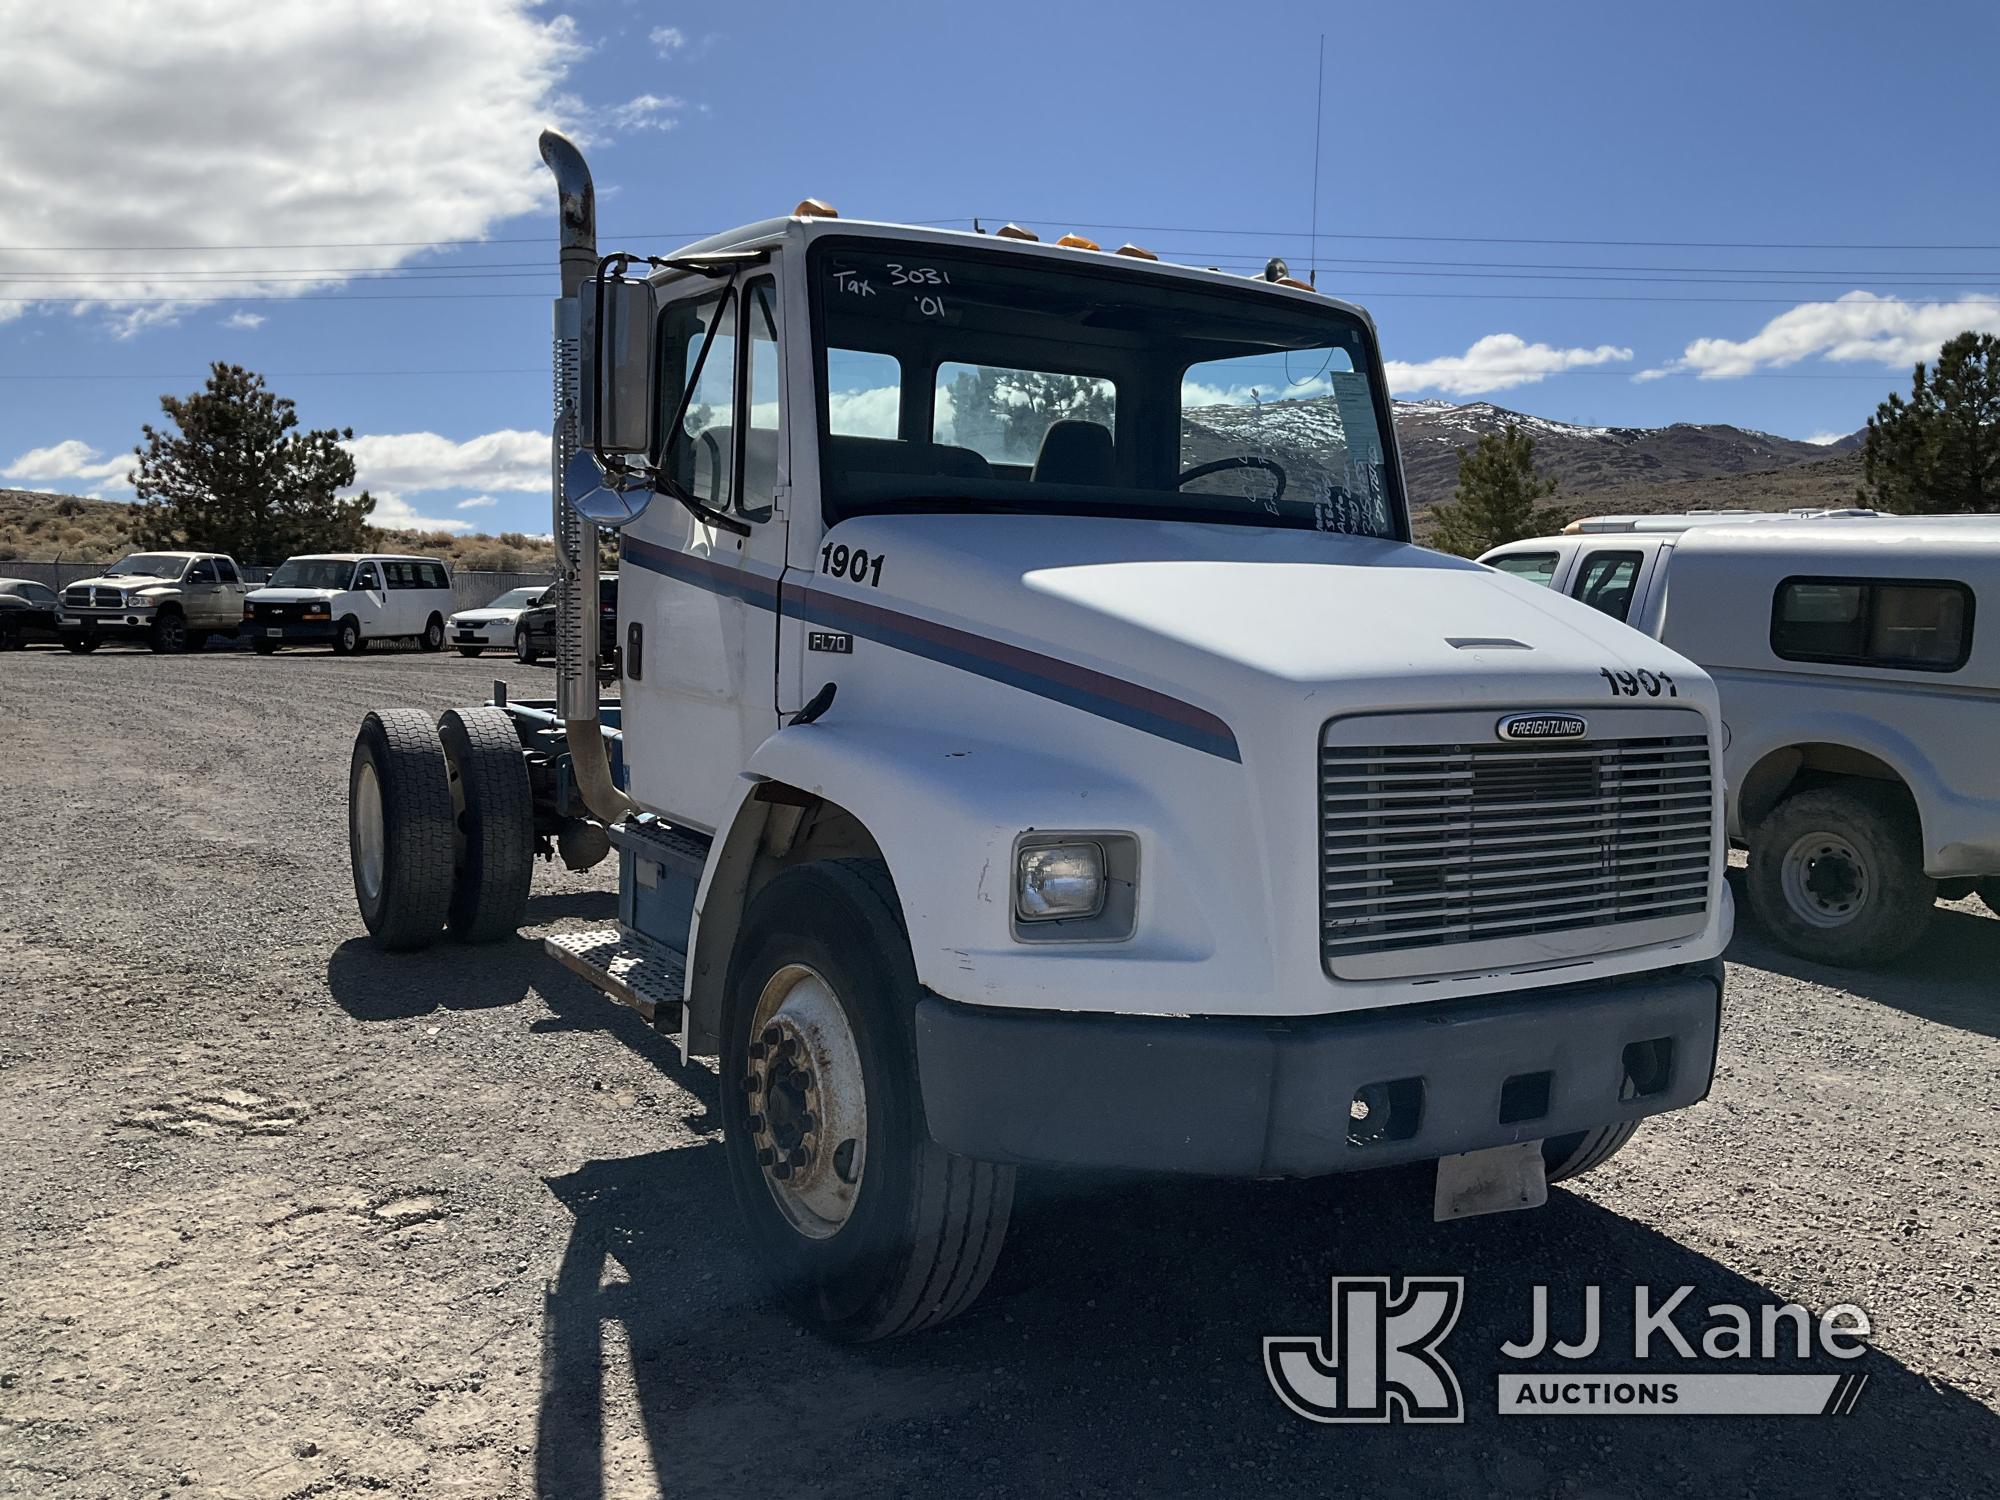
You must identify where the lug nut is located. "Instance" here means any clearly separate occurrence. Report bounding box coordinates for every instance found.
[740,1074,760,1094]
[756,1146,776,1166]
[772,1161,793,1180]
[746,1113,765,1133]
[794,1070,814,1091]
[788,1147,810,1168]
[748,1041,767,1061]
[761,1024,781,1047]
[798,1111,816,1135]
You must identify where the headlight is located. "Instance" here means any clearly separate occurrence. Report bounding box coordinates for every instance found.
[125,595,156,610]
[303,603,331,618]
[1016,841,1106,922]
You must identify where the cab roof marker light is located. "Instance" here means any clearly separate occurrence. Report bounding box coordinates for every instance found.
[1056,233,1101,251]
[994,223,1039,241]
[1113,243,1158,260]
[793,198,838,218]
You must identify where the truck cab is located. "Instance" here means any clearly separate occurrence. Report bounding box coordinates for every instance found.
[344,132,1732,1340]
[58,550,249,653]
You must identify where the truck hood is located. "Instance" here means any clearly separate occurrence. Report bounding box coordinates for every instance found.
[450,606,530,624]
[64,574,180,594]
[246,588,336,604]
[820,512,1710,714]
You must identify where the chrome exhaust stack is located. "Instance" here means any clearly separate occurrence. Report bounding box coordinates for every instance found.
[539,129,634,822]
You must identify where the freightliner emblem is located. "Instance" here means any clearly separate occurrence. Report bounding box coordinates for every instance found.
[1496,713,1589,742]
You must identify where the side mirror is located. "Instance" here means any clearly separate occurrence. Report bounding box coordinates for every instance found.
[580,273,658,459]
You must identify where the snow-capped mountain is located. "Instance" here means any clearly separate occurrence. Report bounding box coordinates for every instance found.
[1181,394,1853,511]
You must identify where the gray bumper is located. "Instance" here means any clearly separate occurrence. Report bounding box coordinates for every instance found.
[914,960,1723,1177]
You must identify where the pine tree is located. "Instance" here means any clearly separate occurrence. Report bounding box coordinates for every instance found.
[1428,423,1561,557]
[1861,331,2000,514]
[130,363,374,561]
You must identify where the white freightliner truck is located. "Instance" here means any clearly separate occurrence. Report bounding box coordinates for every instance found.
[345,131,1733,1341]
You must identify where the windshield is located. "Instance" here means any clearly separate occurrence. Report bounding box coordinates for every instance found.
[485,587,545,610]
[106,553,187,580]
[268,559,357,590]
[810,239,1403,537]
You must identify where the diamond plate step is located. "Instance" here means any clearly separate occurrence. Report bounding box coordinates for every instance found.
[545,926,687,1027]
[607,819,711,883]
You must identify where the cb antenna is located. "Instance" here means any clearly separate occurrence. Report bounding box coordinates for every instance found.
[1309,33,1325,289]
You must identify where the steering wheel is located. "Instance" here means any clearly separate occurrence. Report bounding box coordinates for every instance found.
[1176,455,1287,501]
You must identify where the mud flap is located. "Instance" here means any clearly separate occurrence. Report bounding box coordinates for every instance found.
[1433,1139,1548,1222]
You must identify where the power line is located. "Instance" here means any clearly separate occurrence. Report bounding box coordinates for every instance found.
[0,368,545,380]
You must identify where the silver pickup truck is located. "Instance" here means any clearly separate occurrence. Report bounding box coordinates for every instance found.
[59,550,252,653]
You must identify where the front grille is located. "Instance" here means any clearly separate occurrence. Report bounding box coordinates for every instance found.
[1320,732,1714,963]
[63,586,120,609]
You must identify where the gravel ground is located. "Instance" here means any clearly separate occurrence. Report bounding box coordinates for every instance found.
[1,643,1996,1499]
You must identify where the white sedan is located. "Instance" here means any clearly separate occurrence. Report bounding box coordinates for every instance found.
[447,585,553,657]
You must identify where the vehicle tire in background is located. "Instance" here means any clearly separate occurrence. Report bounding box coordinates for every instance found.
[0,621,19,650]
[332,617,363,656]
[456,646,484,658]
[186,630,209,653]
[515,627,538,664]
[150,610,188,653]
[253,639,279,655]
[436,706,534,943]
[419,615,445,652]
[348,709,456,951]
[1747,784,1934,967]
[721,858,1015,1342]
[63,635,98,654]
[1543,1121,1638,1184]
[1980,881,2000,919]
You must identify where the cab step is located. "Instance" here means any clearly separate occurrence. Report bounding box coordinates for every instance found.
[545,926,687,1032]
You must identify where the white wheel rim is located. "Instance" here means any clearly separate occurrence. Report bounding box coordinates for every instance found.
[354,761,386,904]
[744,964,868,1239]
[1780,831,1869,928]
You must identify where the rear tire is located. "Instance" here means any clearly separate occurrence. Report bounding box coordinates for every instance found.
[515,627,538,664]
[436,706,534,943]
[1747,784,1933,967]
[721,859,1014,1342]
[419,614,445,652]
[253,639,279,655]
[332,617,362,656]
[1543,1121,1638,1184]
[456,646,484,658]
[64,635,98,654]
[348,709,456,951]
[149,610,188,654]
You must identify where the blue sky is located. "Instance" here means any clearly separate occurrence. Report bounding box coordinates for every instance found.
[4,0,1997,536]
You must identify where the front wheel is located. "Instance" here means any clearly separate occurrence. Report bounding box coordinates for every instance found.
[419,614,445,652]
[721,859,1014,1342]
[149,611,188,653]
[63,634,99,654]
[515,627,538,664]
[1542,1121,1638,1184]
[253,639,279,655]
[332,617,363,656]
[1747,784,1934,967]
[456,646,484,658]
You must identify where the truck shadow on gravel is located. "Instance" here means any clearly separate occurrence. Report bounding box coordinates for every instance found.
[534,1148,2000,1499]
[1724,874,2000,1040]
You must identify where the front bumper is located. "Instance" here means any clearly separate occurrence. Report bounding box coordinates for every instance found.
[914,960,1723,1177]
[60,613,155,639]
[252,619,335,642]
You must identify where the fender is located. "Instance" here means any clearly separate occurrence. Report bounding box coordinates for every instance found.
[682,715,1253,1052]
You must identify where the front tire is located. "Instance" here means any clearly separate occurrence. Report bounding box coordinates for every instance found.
[348,709,456,951]
[64,634,99,654]
[253,639,279,655]
[721,860,1014,1342]
[515,627,538,664]
[456,646,484,658]
[332,617,363,656]
[1543,1122,1638,1184]
[436,707,534,943]
[1747,784,1933,967]
[149,611,188,654]
[419,614,445,652]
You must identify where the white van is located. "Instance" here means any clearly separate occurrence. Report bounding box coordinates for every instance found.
[1482,518,1999,964]
[246,554,455,655]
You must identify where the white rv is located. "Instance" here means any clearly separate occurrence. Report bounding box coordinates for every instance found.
[246,553,455,655]
[1483,518,1998,964]
[342,131,1735,1340]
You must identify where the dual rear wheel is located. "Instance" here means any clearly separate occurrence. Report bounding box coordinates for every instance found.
[347,706,533,950]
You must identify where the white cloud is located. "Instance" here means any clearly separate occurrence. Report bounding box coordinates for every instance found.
[649,26,686,55]
[607,94,685,133]
[1385,334,1632,397]
[455,495,499,509]
[342,429,549,497]
[1638,291,2000,381]
[2,440,134,496]
[224,312,267,330]
[0,2,582,330]
[365,493,477,535]
[827,386,903,439]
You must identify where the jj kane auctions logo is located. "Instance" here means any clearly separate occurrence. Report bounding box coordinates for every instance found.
[1266,1278,1872,1421]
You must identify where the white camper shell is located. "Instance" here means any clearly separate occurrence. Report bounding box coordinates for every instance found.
[343,131,1735,1340]
[246,553,455,655]
[1483,518,2000,964]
